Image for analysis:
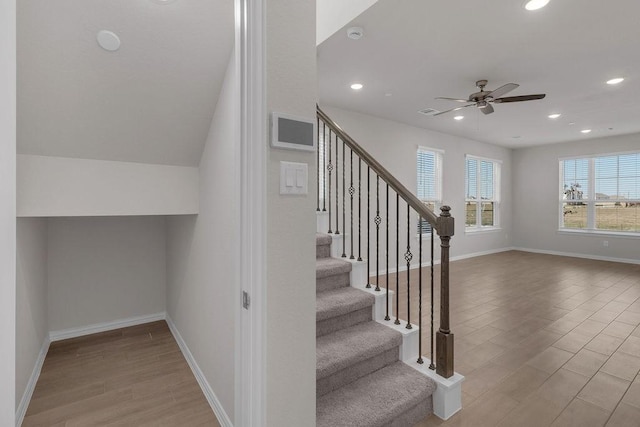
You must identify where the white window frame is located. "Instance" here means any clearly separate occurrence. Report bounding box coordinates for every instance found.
[559,151,640,236]
[465,154,501,232]
[416,146,443,236]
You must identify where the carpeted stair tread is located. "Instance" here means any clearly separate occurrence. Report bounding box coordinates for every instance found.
[317,321,402,380]
[316,257,352,279]
[317,361,437,427]
[316,287,375,322]
[316,233,332,246]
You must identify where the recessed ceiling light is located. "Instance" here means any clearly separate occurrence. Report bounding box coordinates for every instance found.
[606,77,625,85]
[569,122,575,125]
[454,115,464,121]
[96,30,121,52]
[581,129,592,134]
[350,83,363,90]
[548,113,561,119]
[524,0,550,11]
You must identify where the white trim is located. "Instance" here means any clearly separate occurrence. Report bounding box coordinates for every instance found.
[465,153,503,164]
[463,226,502,234]
[237,0,267,425]
[15,337,50,427]
[368,246,514,276]
[166,315,233,427]
[559,149,640,161]
[512,247,640,265]
[48,312,166,342]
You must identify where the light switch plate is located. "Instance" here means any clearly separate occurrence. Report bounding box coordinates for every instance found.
[280,161,308,195]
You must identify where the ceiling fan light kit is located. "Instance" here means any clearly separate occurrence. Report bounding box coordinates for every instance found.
[433,79,546,116]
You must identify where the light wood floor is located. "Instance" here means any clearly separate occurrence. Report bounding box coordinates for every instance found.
[377,250,640,427]
[23,321,220,426]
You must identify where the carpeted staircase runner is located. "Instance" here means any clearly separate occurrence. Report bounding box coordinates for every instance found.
[316,233,437,427]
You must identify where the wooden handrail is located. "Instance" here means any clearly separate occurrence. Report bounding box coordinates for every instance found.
[317,106,441,232]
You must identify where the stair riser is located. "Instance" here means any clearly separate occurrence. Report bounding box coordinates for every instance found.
[388,398,434,427]
[317,306,372,337]
[316,272,350,293]
[316,244,331,259]
[317,347,399,398]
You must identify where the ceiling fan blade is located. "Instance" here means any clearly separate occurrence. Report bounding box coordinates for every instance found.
[435,97,469,103]
[486,83,519,100]
[493,94,546,103]
[480,103,494,115]
[433,103,476,116]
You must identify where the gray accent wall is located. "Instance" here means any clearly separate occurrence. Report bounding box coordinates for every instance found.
[513,133,640,262]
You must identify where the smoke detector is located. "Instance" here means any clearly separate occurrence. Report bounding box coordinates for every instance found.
[347,27,364,40]
[96,30,121,52]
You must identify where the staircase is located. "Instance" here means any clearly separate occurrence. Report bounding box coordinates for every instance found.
[316,233,437,427]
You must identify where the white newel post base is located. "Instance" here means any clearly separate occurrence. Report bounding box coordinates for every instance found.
[407,360,464,420]
[316,211,329,233]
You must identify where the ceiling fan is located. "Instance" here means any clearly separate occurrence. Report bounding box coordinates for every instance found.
[434,80,546,116]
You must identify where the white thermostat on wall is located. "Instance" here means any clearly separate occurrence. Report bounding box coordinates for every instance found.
[270,112,316,151]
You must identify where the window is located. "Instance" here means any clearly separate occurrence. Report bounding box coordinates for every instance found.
[465,155,500,230]
[560,152,640,233]
[417,147,443,234]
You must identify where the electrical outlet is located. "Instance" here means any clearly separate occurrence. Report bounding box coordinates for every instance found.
[603,240,609,248]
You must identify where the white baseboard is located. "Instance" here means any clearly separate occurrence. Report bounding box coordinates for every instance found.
[49,312,167,342]
[16,336,50,426]
[369,246,514,276]
[512,247,640,265]
[166,315,233,427]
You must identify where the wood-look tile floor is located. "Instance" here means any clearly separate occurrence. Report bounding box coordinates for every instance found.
[23,321,220,427]
[382,250,640,427]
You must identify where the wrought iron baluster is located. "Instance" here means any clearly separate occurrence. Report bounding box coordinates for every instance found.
[375,175,381,292]
[405,203,413,329]
[430,229,435,370]
[395,194,400,325]
[358,158,362,261]
[366,166,371,288]
[322,121,326,212]
[342,140,346,258]
[335,133,339,235]
[418,217,424,364]
[316,116,320,212]
[385,184,390,321]
[327,129,332,233]
[349,149,354,259]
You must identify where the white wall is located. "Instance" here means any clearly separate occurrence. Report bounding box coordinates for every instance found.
[47,216,167,332]
[323,106,513,268]
[513,133,640,262]
[18,155,199,217]
[166,54,239,423]
[266,0,317,425]
[15,218,48,411]
[0,0,17,422]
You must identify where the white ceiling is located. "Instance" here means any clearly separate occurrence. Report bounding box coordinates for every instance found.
[318,0,640,148]
[18,0,234,166]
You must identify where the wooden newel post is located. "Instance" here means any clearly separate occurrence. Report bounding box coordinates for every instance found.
[436,206,455,378]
